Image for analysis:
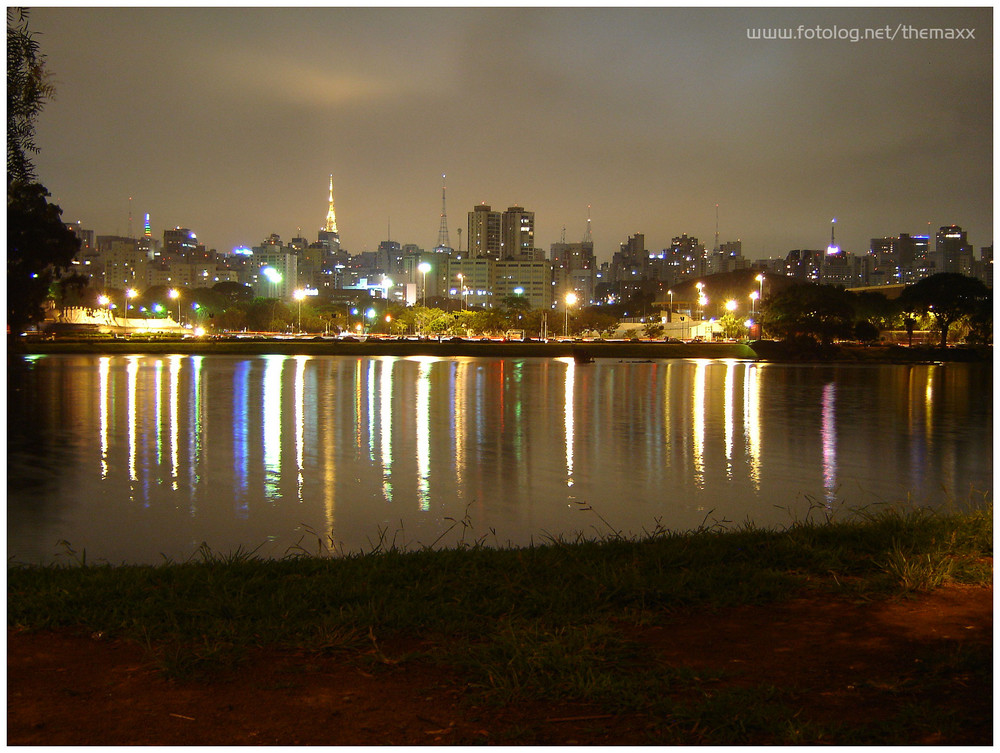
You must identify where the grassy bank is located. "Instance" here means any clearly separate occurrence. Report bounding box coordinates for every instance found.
[9,504,992,742]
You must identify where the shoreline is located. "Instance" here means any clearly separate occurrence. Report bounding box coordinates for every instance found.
[8,337,992,363]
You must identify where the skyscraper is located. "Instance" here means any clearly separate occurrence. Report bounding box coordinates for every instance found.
[467,203,501,259]
[500,205,538,260]
[936,225,973,275]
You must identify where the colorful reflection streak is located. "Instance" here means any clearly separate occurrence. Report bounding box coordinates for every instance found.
[7,355,991,565]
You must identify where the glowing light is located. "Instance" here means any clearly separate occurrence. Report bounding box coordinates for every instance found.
[261,266,282,283]
[725,299,737,312]
[194,327,206,337]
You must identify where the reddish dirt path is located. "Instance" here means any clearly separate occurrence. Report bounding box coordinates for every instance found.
[8,585,992,745]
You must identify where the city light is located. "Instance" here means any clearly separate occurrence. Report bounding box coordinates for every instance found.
[293,288,306,332]
[168,288,181,325]
[418,261,431,307]
[564,291,578,336]
[725,299,737,312]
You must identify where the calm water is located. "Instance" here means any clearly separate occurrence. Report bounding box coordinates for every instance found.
[7,354,993,565]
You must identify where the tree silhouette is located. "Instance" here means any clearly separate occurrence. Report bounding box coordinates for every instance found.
[7,9,79,335]
[898,273,990,348]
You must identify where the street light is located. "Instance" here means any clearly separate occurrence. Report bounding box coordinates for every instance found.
[293,288,306,333]
[457,273,465,310]
[168,288,181,326]
[125,288,138,336]
[418,261,431,307]
[749,290,759,317]
[725,299,737,313]
[756,273,764,301]
[564,291,578,337]
[667,289,674,322]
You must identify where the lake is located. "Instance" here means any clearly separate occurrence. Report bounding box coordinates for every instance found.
[7,354,992,565]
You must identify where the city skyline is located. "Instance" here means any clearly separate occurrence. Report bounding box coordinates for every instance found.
[31,6,992,262]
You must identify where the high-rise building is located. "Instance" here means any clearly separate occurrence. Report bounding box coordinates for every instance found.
[501,205,538,260]
[163,227,200,259]
[467,204,501,259]
[936,225,973,275]
[665,234,705,278]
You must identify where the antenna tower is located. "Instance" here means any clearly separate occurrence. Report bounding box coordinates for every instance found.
[128,196,134,239]
[714,203,719,252]
[583,205,593,244]
[436,174,451,249]
[560,226,566,244]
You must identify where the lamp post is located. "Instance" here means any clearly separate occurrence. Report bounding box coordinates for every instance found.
[418,261,431,307]
[564,291,578,337]
[168,288,181,327]
[667,289,674,322]
[756,273,764,301]
[125,288,138,336]
[457,273,465,310]
[293,288,306,333]
[749,290,759,317]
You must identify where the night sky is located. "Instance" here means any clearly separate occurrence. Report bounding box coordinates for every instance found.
[30,6,992,264]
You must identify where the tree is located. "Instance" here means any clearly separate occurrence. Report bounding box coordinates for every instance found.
[8,182,79,333]
[760,283,854,345]
[7,9,79,335]
[898,273,990,348]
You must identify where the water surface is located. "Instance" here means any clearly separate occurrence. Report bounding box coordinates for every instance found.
[7,354,992,564]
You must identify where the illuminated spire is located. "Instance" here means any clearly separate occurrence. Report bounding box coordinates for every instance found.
[582,205,592,244]
[436,174,451,249]
[144,213,152,239]
[827,218,841,255]
[324,174,339,234]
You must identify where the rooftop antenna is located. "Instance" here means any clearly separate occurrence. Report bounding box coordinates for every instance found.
[583,205,592,244]
[128,196,133,239]
[457,227,462,254]
[560,225,566,244]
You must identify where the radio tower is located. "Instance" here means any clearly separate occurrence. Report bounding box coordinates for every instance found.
[435,174,451,251]
[714,203,720,252]
[583,205,593,244]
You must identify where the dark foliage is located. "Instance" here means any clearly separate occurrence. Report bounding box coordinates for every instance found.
[898,273,991,347]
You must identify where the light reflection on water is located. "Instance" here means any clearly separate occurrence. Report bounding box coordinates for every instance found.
[7,354,992,565]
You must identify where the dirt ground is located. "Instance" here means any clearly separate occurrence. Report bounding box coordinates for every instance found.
[8,584,992,746]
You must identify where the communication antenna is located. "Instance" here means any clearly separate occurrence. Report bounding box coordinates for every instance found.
[714,203,719,252]
[128,196,134,239]
[560,225,566,244]
[583,205,592,244]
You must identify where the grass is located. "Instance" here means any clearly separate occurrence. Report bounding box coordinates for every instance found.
[8,500,993,743]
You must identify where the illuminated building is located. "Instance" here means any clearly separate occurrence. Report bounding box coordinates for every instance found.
[500,206,541,260]
[495,259,553,310]
[935,224,973,275]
